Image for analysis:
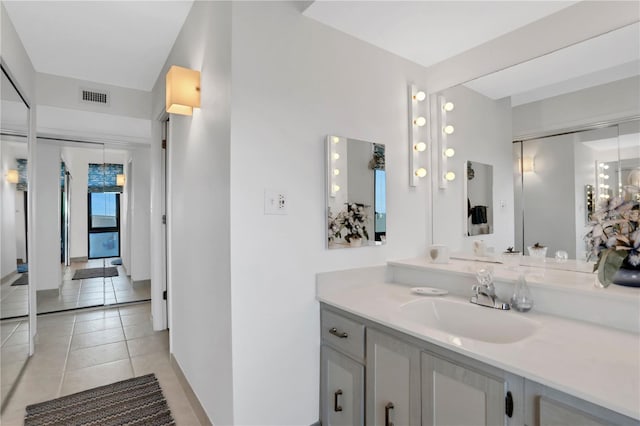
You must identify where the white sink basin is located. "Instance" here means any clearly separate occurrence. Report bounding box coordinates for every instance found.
[396,297,539,344]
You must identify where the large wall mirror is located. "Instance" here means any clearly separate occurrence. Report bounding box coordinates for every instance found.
[1,62,31,410]
[326,135,386,249]
[432,21,640,269]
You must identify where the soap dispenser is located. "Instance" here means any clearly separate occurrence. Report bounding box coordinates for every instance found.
[510,273,533,312]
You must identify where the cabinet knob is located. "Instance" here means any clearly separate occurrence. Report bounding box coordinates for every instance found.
[334,389,343,412]
[385,402,394,426]
[329,327,348,339]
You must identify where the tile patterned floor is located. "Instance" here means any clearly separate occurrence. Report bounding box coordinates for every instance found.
[0,302,201,425]
[0,259,150,319]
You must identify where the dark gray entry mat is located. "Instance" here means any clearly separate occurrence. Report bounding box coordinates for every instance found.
[72,267,119,280]
[11,273,28,286]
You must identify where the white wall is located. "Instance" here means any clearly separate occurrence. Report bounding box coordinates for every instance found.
[229,3,429,424]
[513,76,640,138]
[150,2,234,424]
[129,148,150,281]
[15,191,26,262]
[431,85,513,255]
[520,133,577,258]
[34,142,61,291]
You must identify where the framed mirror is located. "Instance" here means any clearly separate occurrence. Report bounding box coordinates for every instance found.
[326,135,386,249]
[465,161,493,236]
[1,62,31,410]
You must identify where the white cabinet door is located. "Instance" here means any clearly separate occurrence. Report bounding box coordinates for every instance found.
[422,352,506,426]
[366,329,421,426]
[321,345,364,426]
[538,397,612,426]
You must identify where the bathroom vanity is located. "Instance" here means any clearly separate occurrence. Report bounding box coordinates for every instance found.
[317,259,640,426]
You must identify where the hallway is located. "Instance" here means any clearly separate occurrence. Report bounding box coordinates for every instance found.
[0,302,200,425]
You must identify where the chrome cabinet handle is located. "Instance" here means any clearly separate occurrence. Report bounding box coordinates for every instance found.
[329,327,348,339]
[385,402,394,426]
[334,389,343,412]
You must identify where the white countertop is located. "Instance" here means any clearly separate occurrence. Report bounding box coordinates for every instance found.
[317,271,640,420]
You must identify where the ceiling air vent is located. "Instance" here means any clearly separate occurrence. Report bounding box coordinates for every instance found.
[80,88,110,106]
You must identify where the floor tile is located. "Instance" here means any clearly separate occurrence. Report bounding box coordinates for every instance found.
[126,332,169,357]
[118,303,151,316]
[119,312,150,326]
[70,327,125,350]
[60,359,133,396]
[74,308,119,322]
[73,316,122,335]
[66,341,129,371]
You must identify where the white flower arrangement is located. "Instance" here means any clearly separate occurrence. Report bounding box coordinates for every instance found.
[328,203,370,244]
[584,187,639,286]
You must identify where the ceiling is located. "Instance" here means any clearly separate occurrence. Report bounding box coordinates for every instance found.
[3,1,194,91]
[305,1,639,104]
[304,1,578,69]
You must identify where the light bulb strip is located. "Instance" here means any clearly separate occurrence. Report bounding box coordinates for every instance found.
[438,95,450,189]
[409,84,427,186]
[327,135,342,198]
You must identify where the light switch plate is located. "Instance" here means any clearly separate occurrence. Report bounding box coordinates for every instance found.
[264,189,288,215]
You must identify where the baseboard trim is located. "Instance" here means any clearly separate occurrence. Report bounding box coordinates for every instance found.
[310,421,321,426]
[1,271,18,285]
[70,256,88,263]
[170,353,212,426]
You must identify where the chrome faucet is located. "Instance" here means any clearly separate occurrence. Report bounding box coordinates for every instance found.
[470,269,510,310]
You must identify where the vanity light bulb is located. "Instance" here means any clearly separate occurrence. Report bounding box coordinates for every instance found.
[445,171,456,181]
[332,153,340,160]
[604,164,610,169]
[332,136,340,144]
[413,91,426,102]
[414,116,426,127]
[415,168,427,178]
[604,175,609,179]
[333,169,340,176]
[443,101,455,112]
[444,148,455,157]
[443,125,455,135]
[599,163,605,168]
[332,184,340,192]
[414,142,427,152]
[599,173,605,178]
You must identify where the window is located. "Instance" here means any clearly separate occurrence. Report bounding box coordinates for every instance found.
[88,192,120,259]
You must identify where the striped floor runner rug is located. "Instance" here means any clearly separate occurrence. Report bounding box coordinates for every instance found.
[24,374,175,425]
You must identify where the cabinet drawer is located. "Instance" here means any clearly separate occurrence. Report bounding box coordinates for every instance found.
[321,309,365,361]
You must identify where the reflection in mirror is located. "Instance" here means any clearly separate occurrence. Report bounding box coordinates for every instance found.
[434,22,639,272]
[465,161,493,236]
[326,136,386,249]
[514,121,639,261]
[1,63,30,410]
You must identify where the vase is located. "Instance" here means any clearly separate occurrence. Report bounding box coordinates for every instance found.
[349,238,362,247]
[611,257,640,288]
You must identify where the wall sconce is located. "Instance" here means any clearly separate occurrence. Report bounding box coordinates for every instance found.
[166,65,201,116]
[522,156,535,173]
[409,84,428,187]
[116,174,126,186]
[437,96,456,189]
[6,169,18,184]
